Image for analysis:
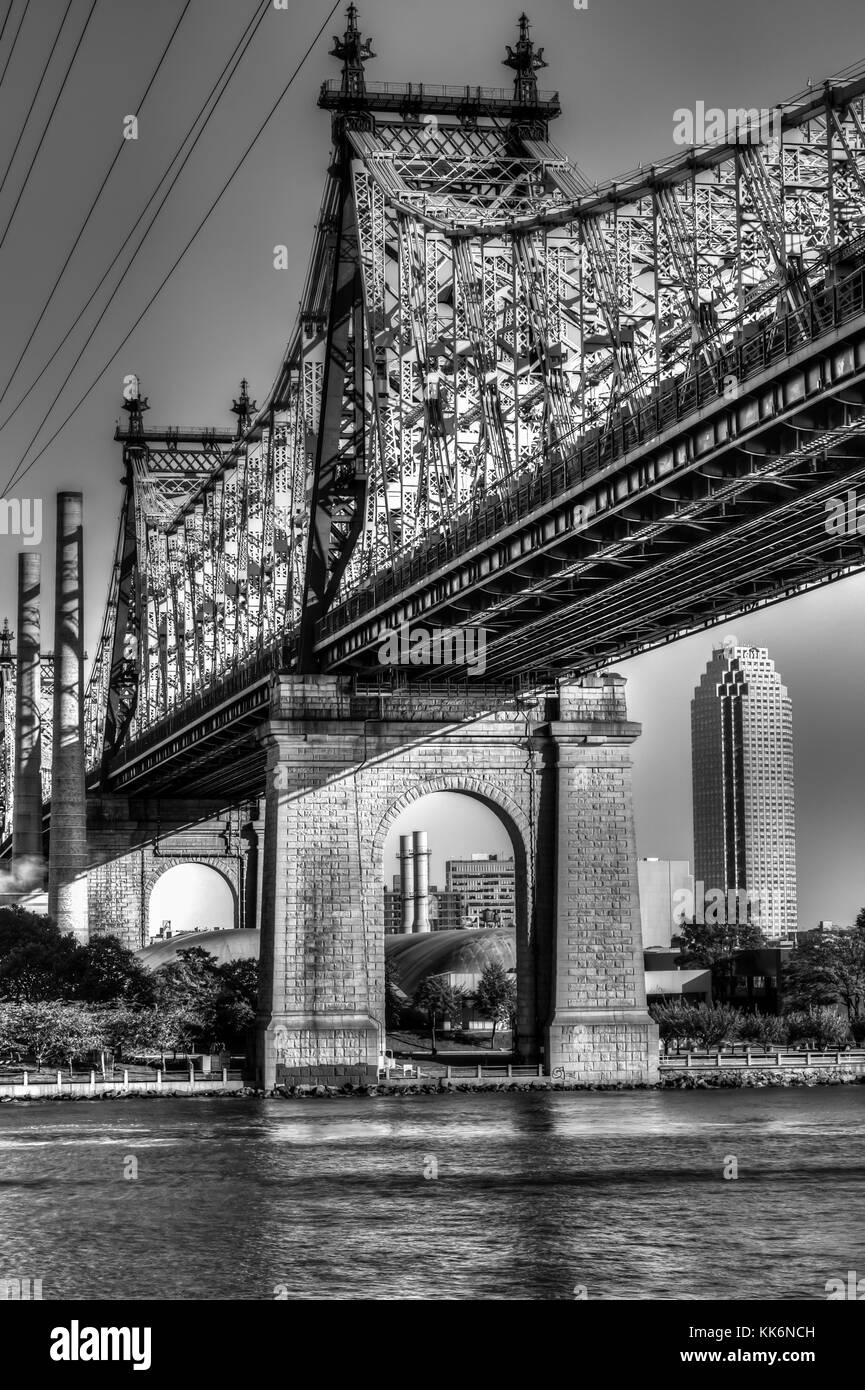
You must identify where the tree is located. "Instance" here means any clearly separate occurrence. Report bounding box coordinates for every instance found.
[216,959,259,1011]
[52,1004,105,1076]
[384,958,405,1031]
[649,1000,693,1054]
[0,1002,25,1064]
[784,928,865,1021]
[783,935,844,1012]
[785,1005,850,1049]
[68,936,155,1007]
[412,978,465,1055]
[688,1003,743,1050]
[0,909,78,1001]
[472,963,517,1048]
[6,1001,68,1069]
[187,958,260,1053]
[126,1006,199,1063]
[153,947,221,1008]
[678,920,765,1004]
[0,1001,100,1072]
[739,1012,787,1048]
[830,933,865,1022]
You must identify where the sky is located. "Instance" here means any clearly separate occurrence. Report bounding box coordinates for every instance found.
[1,0,864,926]
[148,862,234,936]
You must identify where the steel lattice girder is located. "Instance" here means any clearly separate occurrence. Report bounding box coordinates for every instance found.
[92,60,865,754]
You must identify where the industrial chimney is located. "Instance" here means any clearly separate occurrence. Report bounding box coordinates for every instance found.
[13,553,43,868]
[412,829,431,933]
[398,833,415,933]
[47,492,88,941]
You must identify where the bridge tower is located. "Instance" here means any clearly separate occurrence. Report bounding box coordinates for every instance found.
[250,9,657,1087]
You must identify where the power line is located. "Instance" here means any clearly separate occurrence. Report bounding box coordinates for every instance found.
[0,1,16,55]
[0,0,100,254]
[0,0,30,96]
[0,0,74,205]
[0,0,193,412]
[0,0,271,451]
[7,0,342,496]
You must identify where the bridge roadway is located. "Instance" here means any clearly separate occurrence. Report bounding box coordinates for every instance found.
[99,246,865,804]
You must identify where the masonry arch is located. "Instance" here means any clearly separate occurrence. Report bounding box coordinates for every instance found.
[372,778,536,1058]
[146,860,239,940]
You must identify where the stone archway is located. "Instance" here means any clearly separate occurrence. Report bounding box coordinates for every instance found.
[254,672,657,1088]
[370,777,536,1055]
[145,859,239,940]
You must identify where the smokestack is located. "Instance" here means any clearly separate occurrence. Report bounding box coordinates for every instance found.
[399,833,415,933]
[13,553,43,867]
[412,829,430,933]
[47,493,88,942]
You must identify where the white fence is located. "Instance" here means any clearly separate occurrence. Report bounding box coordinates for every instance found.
[660,1048,865,1071]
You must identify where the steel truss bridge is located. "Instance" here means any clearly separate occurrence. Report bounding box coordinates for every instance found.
[11,7,865,817]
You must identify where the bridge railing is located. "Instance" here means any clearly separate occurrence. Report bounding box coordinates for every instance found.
[318,78,560,106]
[105,632,296,773]
[321,254,865,640]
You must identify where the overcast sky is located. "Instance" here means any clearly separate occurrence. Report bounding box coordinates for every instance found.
[2,0,864,926]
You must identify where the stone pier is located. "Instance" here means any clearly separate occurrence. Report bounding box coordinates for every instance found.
[544,679,657,1082]
[47,492,88,941]
[254,672,658,1088]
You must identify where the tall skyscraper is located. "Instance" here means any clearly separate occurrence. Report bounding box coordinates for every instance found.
[691,639,797,941]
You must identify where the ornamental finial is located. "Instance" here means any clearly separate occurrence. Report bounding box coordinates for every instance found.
[503,13,547,106]
[331,4,376,100]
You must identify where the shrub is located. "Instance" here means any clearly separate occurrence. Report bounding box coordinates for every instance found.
[785,1006,850,1049]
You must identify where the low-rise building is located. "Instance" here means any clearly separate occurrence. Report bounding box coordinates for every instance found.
[445,853,515,928]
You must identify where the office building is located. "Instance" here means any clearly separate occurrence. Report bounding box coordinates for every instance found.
[445,853,516,928]
[691,639,797,941]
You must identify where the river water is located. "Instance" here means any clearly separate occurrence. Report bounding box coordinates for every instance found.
[1,1088,862,1300]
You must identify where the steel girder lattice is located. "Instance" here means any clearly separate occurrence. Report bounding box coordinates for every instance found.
[82,18,865,771]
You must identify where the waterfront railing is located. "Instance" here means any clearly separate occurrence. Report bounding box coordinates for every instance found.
[0,1065,246,1098]
[659,1048,865,1071]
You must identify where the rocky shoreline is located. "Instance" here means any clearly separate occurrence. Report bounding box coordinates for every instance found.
[2,1066,864,1102]
[272,1066,865,1097]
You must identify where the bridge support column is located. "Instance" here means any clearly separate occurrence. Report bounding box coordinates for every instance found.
[47,492,88,942]
[545,677,658,1084]
[255,678,380,1088]
[12,552,44,879]
[253,672,656,1089]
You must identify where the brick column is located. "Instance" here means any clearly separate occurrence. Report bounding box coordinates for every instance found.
[255,677,381,1087]
[545,675,658,1083]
